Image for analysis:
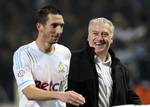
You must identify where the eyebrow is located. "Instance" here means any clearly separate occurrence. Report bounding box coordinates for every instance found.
[51,23,64,27]
[91,31,109,33]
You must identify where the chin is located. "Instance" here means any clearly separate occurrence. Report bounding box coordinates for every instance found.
[49,40,58,44]
[95,48,105,53]
[51,42,57,44]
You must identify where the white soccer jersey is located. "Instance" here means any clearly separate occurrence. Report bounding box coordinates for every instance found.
[13,41,71,107]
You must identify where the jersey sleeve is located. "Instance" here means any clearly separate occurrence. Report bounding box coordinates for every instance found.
[13,48,35,92]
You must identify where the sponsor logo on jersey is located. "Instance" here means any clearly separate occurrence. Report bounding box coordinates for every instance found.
[35,80,62,91]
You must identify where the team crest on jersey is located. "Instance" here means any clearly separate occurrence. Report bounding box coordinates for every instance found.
[57,63,65,73]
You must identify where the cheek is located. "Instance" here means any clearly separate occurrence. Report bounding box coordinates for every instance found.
[110,39,113,44]
[45,27,55,33]
[47,29,53,33]
[88,36,95,46]
[89,35,96,42]
[106,36,113,44]
[111,37,113,44]
[109,37,113,44]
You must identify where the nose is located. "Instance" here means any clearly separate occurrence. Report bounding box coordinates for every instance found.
[96,34,104,41]
[56,26,63,34]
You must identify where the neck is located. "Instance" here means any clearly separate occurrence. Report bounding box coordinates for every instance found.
[36,38,53,53]
[96,52,109,62]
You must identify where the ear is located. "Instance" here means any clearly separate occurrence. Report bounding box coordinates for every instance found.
[87,35,90,41]
[87,34,94,47]
[36,23,43,32]
[110,36,113,44]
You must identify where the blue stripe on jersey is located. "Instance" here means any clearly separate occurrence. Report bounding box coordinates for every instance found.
[31,50,38,63]
[19,80,34,87]
[15,50,22,69]
[24,49,34,63]
[14,46,29,70]
[26,49,37,63]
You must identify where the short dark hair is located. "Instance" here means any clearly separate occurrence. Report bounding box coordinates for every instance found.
[35,4,63,24]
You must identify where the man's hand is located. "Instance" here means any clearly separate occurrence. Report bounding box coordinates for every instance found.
[58,90,85,106]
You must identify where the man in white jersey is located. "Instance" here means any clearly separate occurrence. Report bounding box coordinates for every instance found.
[13,4,85,107]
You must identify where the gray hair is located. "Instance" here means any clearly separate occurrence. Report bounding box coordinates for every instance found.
[88,17,115,35]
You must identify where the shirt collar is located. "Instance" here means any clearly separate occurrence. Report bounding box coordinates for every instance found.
[94,53,112,66]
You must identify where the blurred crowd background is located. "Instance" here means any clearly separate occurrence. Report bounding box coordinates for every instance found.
[0,0,150,106]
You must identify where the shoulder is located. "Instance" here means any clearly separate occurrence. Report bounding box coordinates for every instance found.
[112,55,130,81]
[13,42,34,57]
[71,48,90,60]
[54,43,71,60]
[54,43,71,54]
[54,43,70,50]
[71,49,85,55]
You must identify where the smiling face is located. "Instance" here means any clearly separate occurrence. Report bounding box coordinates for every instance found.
[88,18,114,56]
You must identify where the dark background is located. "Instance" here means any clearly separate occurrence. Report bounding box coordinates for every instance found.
[0,0,150,105]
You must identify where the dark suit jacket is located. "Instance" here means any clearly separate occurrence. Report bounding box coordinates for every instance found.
[67,43,141,107]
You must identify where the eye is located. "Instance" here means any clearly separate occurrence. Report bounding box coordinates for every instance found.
[51,23,59,28]
[51,23,64,28]
[92,32,99,36]
[60,24,64,28]
[101,32,109,37]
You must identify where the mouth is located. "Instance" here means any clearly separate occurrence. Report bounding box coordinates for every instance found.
[52,38,59,43]
[94,40,106,47]
[47,37,59,44]
[52,35,60,41]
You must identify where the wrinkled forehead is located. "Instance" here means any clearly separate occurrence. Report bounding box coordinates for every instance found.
[89,22,113,34]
